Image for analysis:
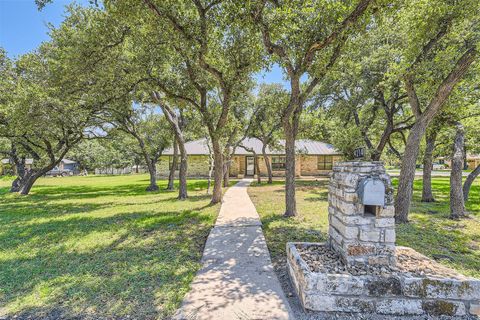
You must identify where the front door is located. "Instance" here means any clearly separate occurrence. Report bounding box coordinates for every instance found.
[246,156,255,176]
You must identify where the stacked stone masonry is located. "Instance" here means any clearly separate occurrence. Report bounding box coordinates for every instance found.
[327,161,396,267]
[287,243,480,317]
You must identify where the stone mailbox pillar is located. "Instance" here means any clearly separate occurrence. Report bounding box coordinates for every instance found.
[327,161,396,267]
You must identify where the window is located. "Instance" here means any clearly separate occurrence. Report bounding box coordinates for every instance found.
[169,156,180,170]
[271,156,286,170]
[318,155,333,170]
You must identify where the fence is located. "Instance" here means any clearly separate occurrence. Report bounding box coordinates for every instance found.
[94,166,148,175]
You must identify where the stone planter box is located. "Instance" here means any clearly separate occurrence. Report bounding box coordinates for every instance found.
[287,242,480,317]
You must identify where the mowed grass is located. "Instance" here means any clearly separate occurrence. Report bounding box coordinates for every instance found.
[248,176,480,278]
[0,174,225,319]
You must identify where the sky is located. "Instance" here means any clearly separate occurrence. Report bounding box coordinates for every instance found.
[0,0,287,85]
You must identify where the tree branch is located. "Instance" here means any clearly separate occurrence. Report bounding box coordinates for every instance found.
[302,0,372,68]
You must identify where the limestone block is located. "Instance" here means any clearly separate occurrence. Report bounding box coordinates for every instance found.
[333,172,360,188]
[359,229,381,242]
[287,262,301,301]
[334,296,375,313]
[330,216,359,239]
[304,295,375,313]
[324,274,365,295]
[336,200,359,216]
[328,185,338,197]
[378,205,395,217]
[338,214,374,226]
[329,180,339,189]
[384,229,396,243]
[403,278,480,300]
[376,299,423,315]
[328,226,344,246]
[375,218,395,228]
[303,294,336,311]
[328,194,337,207]
[366,276,402,296]
[343,191,358,202]
[313,274,365,295]
[422,300,466,316]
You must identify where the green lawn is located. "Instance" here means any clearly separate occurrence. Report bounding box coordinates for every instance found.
[248,176,480,278]
[0,175,225,319]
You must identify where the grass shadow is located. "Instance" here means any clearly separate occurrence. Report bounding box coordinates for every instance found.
[0,175,222,319]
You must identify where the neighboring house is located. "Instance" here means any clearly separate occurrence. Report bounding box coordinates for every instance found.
[466,154,480,170]
[158,138,342,177]
[1,158,34,175]
[58,159,79,174]
[438,154,480,170]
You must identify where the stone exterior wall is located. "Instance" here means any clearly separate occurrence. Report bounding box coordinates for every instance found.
[157,155,210,177]
[328,161,396,267]
[256,155,302,177]
[157,154,340,177]
[287,243,480,317]
[300,155,342,176]
[230,156,242,176]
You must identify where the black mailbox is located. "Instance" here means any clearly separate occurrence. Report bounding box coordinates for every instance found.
[358,178,385,206]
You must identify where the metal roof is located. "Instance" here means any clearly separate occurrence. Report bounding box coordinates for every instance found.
[163,138,340,156]
[1,158,77,165]
[61,159,77,164]
[1,158,34,165]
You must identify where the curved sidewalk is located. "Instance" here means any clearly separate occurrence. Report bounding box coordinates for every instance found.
[174,179,293,320]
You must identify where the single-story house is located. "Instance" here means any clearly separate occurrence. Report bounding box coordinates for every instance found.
[158,138,342,177]
[1,158,80,175]
[438,154,480,170]
[466,154,480,170]
[58,158,79,173]
[1,158,34,175]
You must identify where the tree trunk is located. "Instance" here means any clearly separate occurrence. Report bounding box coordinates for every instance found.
[463,164,480,202]
[177,141,188,200]
[19,164,55,195]
[207,138,214,194]
[145,160,159,192]
[11,178,23,192]
[155,103,188,199]
[450,122,467,219]
[223,156,230,188]
[255,154,261,184]
[262,144,273,184]
[284,127,297,217]
[10,156,27,192]
[421,130,437,202]
[211,139,223,204]
[395,121,428,223]
[19,171,43,195]
[167,139,178,190]
[134,160,139,173]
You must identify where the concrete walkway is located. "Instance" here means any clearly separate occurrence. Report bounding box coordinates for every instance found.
[174,179,293,320]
